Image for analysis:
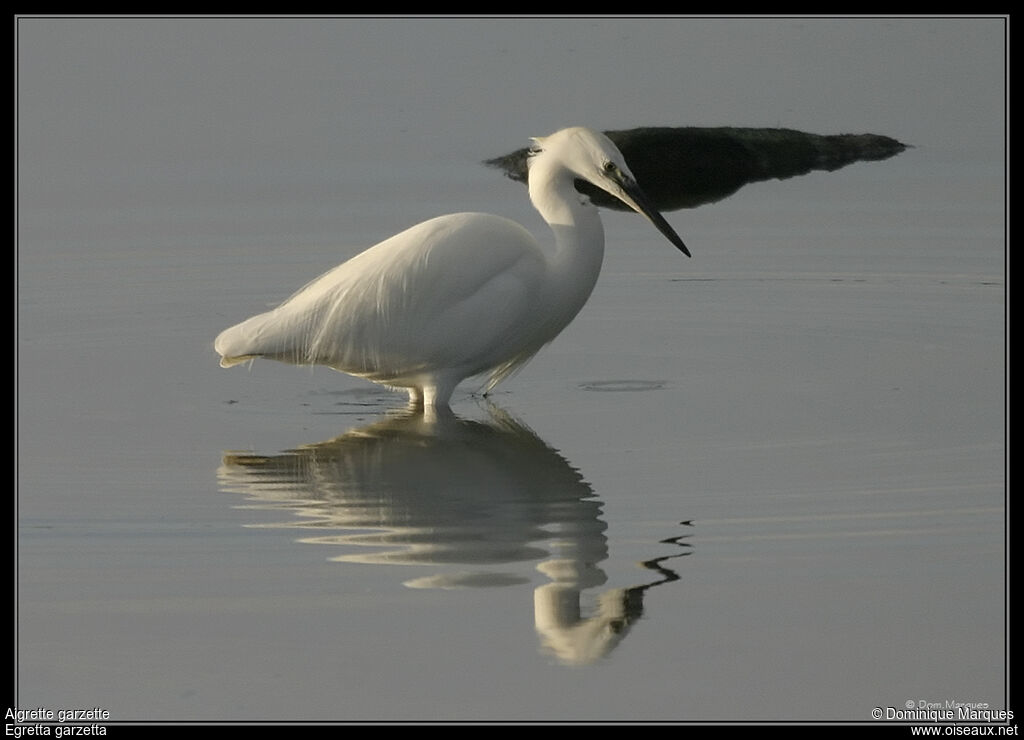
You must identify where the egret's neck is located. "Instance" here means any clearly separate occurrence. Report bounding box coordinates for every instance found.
[528,160,606,281]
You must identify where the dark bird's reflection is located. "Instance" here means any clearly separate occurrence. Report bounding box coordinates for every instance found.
[218,405,691,664]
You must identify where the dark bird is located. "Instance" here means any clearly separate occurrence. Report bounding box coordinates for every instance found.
[484,126,908,212]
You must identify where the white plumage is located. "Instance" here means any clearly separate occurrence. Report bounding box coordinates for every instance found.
[215,126,689,411]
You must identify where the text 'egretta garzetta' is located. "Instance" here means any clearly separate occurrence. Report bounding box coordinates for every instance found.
[215,126,689,412]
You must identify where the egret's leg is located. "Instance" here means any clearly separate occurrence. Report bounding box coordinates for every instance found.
[422,376,457,412]
[407,386,424,409]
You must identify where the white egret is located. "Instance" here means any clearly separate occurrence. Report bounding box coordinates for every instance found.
[215,126,690,411]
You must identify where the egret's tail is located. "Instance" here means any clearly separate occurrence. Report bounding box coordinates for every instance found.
[215,315,262,367]
[218,353,254,368]
[215,308,312,368]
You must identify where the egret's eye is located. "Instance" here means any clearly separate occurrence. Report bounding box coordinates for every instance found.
[602,161,618,174]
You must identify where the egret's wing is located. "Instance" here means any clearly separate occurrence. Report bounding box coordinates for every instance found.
[216,213,546,382]
[309,213,546,378]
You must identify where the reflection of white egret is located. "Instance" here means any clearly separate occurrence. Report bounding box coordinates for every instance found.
[534,531,691,666]
[218,406,604,578]
[215,127,688,413]
[218,405,691,664]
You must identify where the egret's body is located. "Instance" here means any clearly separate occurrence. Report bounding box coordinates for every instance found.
[215,127,689,410]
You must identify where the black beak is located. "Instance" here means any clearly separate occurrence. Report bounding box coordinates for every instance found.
[618,178,691,257]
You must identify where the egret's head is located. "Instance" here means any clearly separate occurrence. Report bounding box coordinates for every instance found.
[530,127,690,257]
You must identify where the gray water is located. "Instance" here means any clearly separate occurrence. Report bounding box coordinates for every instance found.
[16,17,1006,723]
